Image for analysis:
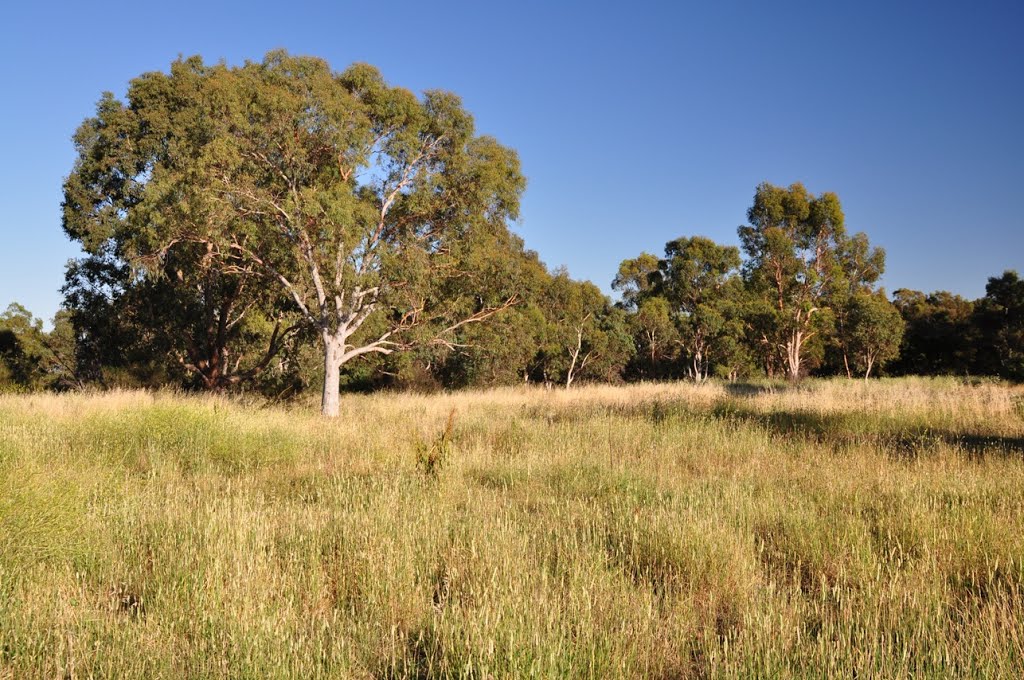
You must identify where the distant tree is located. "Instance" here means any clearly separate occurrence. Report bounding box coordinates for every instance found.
[612,253,660,312]
[974,270,1024,380]
[0,304,45,390]
[424,234,553,388]
[656,236,744,382]
[830,233,887,377]
[0,304,77,391]
[440,304,547,386]
[46,309,82,391]
[63,52,526,415]
[539,273,633,387]
[739,182,855,380]
[712,319,758,381]
[846,291,904,378]
[624,296,679,380]
[891,289,977,376]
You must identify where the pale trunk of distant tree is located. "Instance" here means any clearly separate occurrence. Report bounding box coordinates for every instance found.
[784,306,818,381]
[863,353,875,381]
[785,330,804,381]
[685,331,708,383]
[837,313,853,378]
[566,326,583,389]
[691,348,706,383]
[565,315,592,389]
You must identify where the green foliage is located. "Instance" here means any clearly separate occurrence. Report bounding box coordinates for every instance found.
[846,291,905,378]
[62,51,528,413]
[611,252,660,312]
[0,303,76,392]
[657,236,744,381]
[616,236,751,381]
[829,233,888,376]
[62,66,305,392]
[625,296,679,380]
[419,231,553,389]
[974,270,1024,380]
[534,272,634,386]
[739,182,860,379]
[892,289,977,376]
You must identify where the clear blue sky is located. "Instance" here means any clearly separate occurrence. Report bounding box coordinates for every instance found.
[2,0,1022,324]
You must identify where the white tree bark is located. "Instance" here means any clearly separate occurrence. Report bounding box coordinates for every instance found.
[565,314,593,389]
[566,323,584,388]
[864,353,875,381]
[786,331,803,381]
[321,335,343,418]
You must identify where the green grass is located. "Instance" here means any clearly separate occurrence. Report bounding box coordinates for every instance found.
[1,379,1023,678]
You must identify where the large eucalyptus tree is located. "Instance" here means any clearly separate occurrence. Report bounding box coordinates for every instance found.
[64,51,525,415]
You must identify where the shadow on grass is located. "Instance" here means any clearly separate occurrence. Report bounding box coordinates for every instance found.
[376,624,442,680]
[709,401,1024,458]
[518,388,1023,458]
[722,382,791,398]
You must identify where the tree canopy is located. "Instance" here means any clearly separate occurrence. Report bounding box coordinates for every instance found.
[63,52,527,415]
[739,182,883,379]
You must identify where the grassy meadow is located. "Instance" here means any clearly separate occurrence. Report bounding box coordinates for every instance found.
[2,378,1024,678]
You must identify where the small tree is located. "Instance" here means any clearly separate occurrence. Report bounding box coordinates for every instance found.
[0,304,76,391]
[539,273,632,387]
[891,289,977,375]
[656,236,743,382]
[846,292,904,378]
[832,233,887,377]
[627,296,679,380]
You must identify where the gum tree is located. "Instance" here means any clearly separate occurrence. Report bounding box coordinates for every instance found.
[846,291,904,379]
[656,236,743,382]
[615,237,743,382]
[832,233,887,377]
[64,52,525,415]
[739,182,852,380]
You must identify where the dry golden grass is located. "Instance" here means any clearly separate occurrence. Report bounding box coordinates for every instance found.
[1,377,1023,678]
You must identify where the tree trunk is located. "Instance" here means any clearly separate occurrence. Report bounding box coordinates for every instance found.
[321,336,343,417]
[691,352,705,383]
[565,322,585,389]
[786,331,802,381]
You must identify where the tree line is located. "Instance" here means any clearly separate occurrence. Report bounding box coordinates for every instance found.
[2,53,1021,412]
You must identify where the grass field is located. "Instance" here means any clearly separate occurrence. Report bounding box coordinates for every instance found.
[2,378,1024,678]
